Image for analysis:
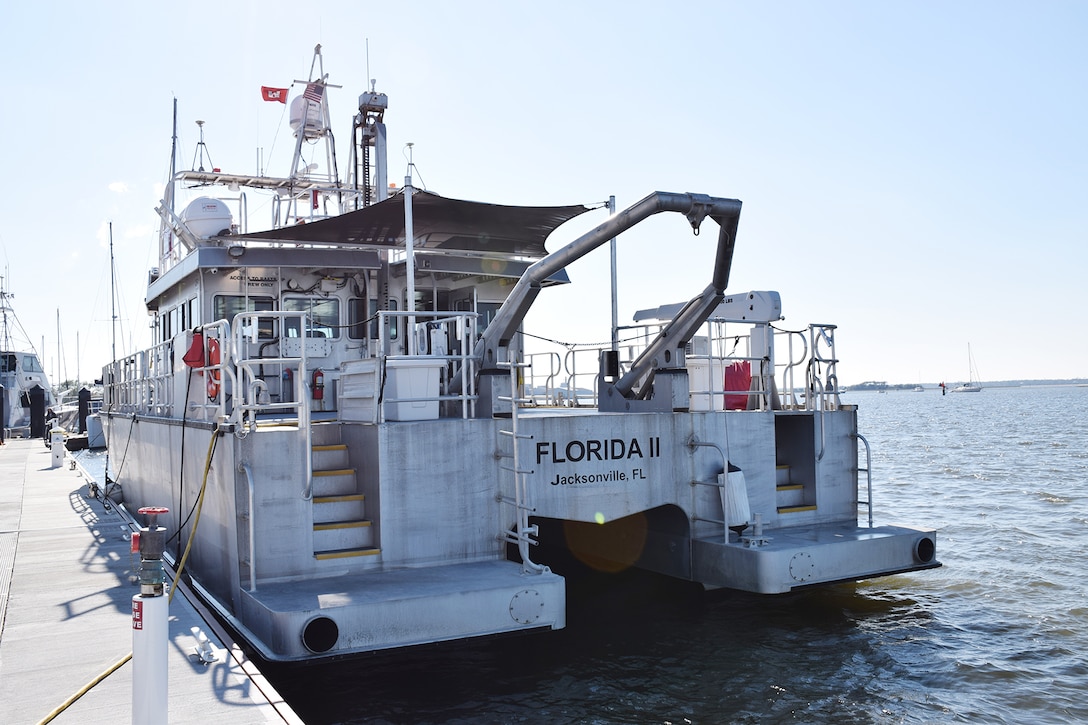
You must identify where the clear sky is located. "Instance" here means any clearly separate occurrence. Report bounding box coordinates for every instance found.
[1,1,1085,387]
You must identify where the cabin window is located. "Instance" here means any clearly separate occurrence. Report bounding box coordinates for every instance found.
[1,354,15,373]
[181,298,195,331]
[454,299,501,333]
[170,306,180,341]
[159,299,197,344]
[387,297,398,341]
[477,302,502,331]
[21,355,44,373]
[347,298,383,340]
[213,295,275,338]
[283,297,340,339]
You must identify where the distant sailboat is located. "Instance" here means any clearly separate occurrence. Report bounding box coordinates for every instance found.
[950,344,983,393]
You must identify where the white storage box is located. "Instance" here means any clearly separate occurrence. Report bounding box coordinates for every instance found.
[687,358,725,411]
[384,358,443,421]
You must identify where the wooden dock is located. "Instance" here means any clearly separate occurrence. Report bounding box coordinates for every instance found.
[0,438,302,724]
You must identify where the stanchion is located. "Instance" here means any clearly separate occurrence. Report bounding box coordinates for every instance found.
[131,506,169,725]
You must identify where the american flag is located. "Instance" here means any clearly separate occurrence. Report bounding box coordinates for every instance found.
[303,82,324,103]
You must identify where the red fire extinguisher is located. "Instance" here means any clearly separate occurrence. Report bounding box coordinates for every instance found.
[312,369,324,401]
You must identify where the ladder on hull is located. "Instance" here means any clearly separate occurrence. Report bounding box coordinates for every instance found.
[495,359,548,574]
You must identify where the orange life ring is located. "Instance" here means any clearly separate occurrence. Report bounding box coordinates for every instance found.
[206,337,221,401]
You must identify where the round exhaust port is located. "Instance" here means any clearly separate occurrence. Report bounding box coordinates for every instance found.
[302,616,339,653]
[913,537,936,564]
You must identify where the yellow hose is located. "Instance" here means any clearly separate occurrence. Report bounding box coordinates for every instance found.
[37,426,220,725]
[36,654,132,724]
[171,426,218,603]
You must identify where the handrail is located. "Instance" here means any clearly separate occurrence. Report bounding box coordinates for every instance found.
[776,329,808,410]
[809,323,841,411]
[230,311,310,430]
[687,436,730,542]
[855,433,874,528]
[524,351,562,405]
[561,348,598,408]
[230,311,312,499]
[201,319,234,421]
[240,462,257,591]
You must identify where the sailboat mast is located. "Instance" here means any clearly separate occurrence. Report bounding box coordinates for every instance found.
[110,222,117,365]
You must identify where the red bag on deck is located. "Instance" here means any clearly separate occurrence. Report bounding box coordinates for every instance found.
[724,361,751,410]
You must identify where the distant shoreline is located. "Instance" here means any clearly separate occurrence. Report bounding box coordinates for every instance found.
[846,380,1088,392]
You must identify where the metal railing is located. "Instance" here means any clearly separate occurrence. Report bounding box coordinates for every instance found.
[691,320,843,413]
[522,317,845,413]
[523,352,563,405]
[104,339,179,418]
[375,310,480,420]
[230,311,312,432]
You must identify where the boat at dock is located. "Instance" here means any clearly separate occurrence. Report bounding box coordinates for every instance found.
[98,46,940,663]
[1,281,56,439]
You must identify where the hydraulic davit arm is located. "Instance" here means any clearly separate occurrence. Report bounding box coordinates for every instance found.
[474,191,742,372]
[608,195,741,402]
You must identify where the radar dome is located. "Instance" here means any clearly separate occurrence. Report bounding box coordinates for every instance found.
[181,197,233,239]
[290,95,326,139]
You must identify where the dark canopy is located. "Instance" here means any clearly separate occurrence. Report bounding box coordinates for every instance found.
[240,190,595,257]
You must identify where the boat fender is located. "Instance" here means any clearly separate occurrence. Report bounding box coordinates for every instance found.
[206,338,221,401]
[725,461,752,536]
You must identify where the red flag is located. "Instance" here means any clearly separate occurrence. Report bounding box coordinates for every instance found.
[261,86,288,104]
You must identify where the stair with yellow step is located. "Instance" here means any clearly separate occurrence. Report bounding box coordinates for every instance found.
[311,431,381,560]
[775,463,817,515]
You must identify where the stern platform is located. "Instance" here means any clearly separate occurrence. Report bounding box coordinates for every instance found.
[693,522,939,594]
[234,560,566,661]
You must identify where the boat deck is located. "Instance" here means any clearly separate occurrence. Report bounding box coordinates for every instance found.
[0,438,301,724]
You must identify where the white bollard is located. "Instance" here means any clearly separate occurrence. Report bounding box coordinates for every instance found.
[132,592,169,724]
[50,427,64,468]
[131,506,170,725]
